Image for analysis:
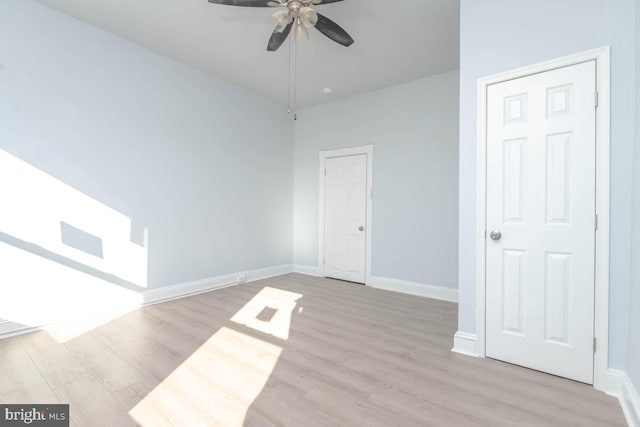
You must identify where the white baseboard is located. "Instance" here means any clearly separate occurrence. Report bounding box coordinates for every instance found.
[368,276,458,303]
[143,264,293,306]
[618,372,640,427]
[596,368,640,427]
[141,273,239,305]
[0,264,294,340]
[452,331,479,357]
[0,321,41,340]
[594,367,621,398]
[246,264,293,282]
[293,264,321,276]
[602,368,624,397]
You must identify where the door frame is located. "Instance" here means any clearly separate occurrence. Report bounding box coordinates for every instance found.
[474,47,611,391]
[318,145,374,284]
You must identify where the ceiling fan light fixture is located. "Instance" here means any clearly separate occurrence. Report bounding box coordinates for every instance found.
[272,10,291,32]
[295,19,309,41]
[300,7,318,28]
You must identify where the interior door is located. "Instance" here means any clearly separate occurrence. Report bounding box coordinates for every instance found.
[485,61,597,383]
[324,154,367,283]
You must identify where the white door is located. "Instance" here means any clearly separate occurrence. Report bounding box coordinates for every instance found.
[485,61,597,383]
[324,154,367,283]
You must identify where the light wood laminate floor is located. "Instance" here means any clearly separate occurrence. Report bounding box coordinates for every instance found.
[0,273,626,426]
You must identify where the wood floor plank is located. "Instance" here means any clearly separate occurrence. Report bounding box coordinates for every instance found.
[0,338,59,403]
[111,378,157,411]
[51,377,136,427]
[64,332,145,392]
[0,273,626,426]
[19,332,94,389]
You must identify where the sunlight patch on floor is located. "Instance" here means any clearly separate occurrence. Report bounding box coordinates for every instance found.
[130,287,302,426]
[230,287,303,340]
[129,327,283,426]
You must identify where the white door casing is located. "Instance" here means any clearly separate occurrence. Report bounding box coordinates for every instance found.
[485,61,597,383]
[323,154,367,283]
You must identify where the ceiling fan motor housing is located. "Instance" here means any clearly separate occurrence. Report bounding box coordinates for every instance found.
[288,1,304,15]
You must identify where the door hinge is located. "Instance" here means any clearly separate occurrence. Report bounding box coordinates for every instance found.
[594,90,599,108]
[324,169,326,177]
[593,337,597,353]
[595,214,598,231]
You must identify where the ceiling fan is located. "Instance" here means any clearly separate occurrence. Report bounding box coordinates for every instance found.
[207,0,354,51]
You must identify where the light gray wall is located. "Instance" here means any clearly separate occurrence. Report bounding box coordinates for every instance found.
[458,0,636,369]
[293,71,459,288]
[628,0,640,390]
[0,0,293,289]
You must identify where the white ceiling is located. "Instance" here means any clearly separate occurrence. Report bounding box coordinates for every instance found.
[35,0,459,107]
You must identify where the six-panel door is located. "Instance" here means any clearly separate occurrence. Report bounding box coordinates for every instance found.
[485,61,597,383]
[324,154,367,283]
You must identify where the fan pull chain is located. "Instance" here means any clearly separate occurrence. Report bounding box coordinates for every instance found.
[287,31,292,115]
[286,25,298,121]
[294,31,298,121]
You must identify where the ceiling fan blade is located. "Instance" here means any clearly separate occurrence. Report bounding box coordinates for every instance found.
[312,0,345,4]
[314,13,354,47]
[267,22,293,51]
[208,0,282,7]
